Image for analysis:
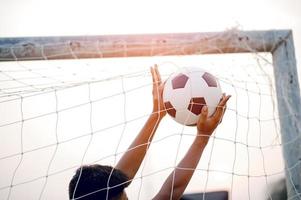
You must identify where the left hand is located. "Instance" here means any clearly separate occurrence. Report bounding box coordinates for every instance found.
[150,64,166,118]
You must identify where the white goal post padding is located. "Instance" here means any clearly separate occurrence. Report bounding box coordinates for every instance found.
[0,30,300,199]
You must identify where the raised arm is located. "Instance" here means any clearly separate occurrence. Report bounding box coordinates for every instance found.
[154,94,231,200]
[115,65,166,182]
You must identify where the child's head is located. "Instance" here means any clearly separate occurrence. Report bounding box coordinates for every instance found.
[69,164,129,200]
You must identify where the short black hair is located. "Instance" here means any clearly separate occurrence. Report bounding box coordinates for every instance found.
[69,164,130,200]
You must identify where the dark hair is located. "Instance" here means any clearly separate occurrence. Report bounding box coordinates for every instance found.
[69,164,130,200]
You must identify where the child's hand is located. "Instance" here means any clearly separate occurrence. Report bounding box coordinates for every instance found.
[150,64,166,118]
[197,94,231,140]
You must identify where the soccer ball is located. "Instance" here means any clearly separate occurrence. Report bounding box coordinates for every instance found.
[163,67,222,126]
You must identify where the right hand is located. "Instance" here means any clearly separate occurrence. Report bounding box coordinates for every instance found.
[197,94,231,139]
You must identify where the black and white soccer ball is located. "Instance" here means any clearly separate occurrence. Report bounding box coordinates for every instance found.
[163,67,222,126]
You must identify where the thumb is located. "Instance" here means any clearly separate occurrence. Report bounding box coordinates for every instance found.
[198,106,208,126]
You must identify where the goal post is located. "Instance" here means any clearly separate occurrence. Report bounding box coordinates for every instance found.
[0,30,300,199]
[271,32,301,199]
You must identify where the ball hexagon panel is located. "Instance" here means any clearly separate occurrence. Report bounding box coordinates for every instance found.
[202,72,218,87]
[164,101,176,118]
[172,73,189,89]
[187,97,207,115]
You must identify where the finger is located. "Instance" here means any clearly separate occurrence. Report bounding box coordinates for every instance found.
[220,94,230,108]
[154,64,162,84]
[219,105,227,124]
[198,106,208,126]
[157,80,166,98]
[212,95,231,120]
[150,66,158,87]
[212,95,226,119]
[159,82,164,93]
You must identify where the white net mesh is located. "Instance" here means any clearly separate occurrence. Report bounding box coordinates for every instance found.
[0,31,299,200]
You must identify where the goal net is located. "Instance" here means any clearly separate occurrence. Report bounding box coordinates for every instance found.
[0,30,300,200]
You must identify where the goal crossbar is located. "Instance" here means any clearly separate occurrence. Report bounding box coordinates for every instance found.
[0,30,293,61]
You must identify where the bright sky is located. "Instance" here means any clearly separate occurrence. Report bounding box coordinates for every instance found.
[0,0,300,35]
[1,0,300,76]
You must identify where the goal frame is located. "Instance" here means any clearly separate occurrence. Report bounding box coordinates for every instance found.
[0,30,300,199]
